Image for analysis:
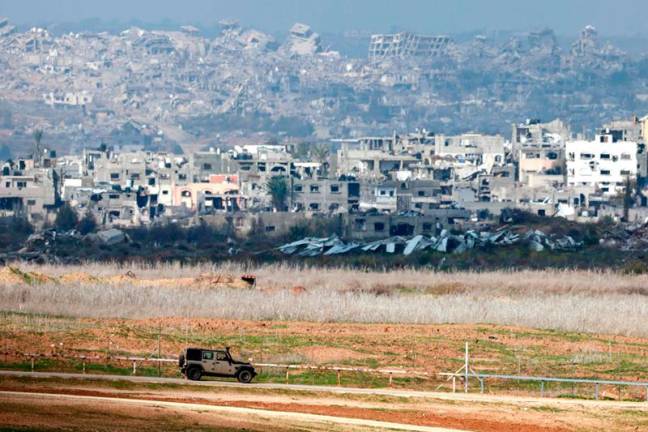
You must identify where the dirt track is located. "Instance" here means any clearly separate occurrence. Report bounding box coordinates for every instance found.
[1,372,647,431]
[2,370,646,410]
[0,391,467,432]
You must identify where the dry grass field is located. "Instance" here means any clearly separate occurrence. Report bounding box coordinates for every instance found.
[1,263,647,336]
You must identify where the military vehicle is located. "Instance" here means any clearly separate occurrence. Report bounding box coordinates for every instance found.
[179,347,256,383]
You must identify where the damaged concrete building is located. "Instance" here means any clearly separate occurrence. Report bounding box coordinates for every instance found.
[0,158,58,224]
[368,32,450,62]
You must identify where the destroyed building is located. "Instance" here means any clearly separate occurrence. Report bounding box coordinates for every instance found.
[282,23,322,56]
[0,158,58,224]
[0,16,646,157]
[368,32,450,62]
[2,14,648,234]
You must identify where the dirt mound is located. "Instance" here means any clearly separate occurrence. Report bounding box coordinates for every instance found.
[58,272,100,284]
[99,272,254,289]
[0,267,56,285]
[2,267,254,290]
[0,267,27,285]
[193,274,254,289]
[106,272,138,284]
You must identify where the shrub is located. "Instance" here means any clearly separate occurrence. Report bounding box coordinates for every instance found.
[622,260,648,275]
[76,213,97,235]
[55,203,78,231]
[0,216,33,252]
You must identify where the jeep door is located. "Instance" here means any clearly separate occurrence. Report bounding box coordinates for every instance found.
[213,350,235,375]
[201,350,218,373]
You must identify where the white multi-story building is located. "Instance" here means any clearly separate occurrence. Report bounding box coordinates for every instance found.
[566,134,637,194]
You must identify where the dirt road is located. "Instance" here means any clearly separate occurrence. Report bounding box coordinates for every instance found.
[1,390,468,432]
[2,370,646,410]
[2,371,647,431]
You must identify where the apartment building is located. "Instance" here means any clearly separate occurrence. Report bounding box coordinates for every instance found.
[566,134,637,194]
[290,178,360,213]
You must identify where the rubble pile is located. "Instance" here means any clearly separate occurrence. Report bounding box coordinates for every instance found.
[0,228,129,264]
[278,228,582,257]
[600,223,648,251]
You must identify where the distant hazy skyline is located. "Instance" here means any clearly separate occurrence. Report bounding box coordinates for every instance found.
[0,0,646,36]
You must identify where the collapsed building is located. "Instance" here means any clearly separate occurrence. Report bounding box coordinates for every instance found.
[368,32,450,62]
[0,15,645,159]
[283,23,322,56]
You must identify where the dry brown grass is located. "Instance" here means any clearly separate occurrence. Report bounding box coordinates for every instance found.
[2,263,647,337]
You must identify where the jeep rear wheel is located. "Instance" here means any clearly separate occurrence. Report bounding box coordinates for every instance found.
[237,369,253,383]
[186,367,202,381]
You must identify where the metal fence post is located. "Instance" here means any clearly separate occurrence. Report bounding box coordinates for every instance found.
[285,367,289,384]
[132,360,137,375]
[30,356,34,372]
[336,369,340,386]
[452,376,456,393]
[464,342,469,393]
[540,381,544,398]
[389,372,393,387]
[157,324,161,377]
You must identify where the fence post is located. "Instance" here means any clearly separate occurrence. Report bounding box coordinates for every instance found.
[464,342,469,393]
[30,356,34,372]
[595,383,599,400]
[285,367,289,384]
[618,385,622,401]
[132,360,137,375]
[157,324,162,377]
[480,378,484,394]
[336,369,341,386]
[540,381,544,398]
[452,376,456,393]
[389,372,393,387]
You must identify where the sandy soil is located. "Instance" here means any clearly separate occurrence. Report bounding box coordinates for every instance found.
[0,266,254,289]
[0,392,317,432]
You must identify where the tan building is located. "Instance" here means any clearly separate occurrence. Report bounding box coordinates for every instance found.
[173,182,241,212]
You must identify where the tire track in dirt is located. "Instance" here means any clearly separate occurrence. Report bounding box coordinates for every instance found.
[1,390,467,432]
[0,387,571,432]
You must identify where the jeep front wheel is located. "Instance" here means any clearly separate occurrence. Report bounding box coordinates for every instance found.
[186,367,202,381]
[237,369,253,383]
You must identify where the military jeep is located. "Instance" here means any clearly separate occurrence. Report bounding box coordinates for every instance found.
[179,347,256,383]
